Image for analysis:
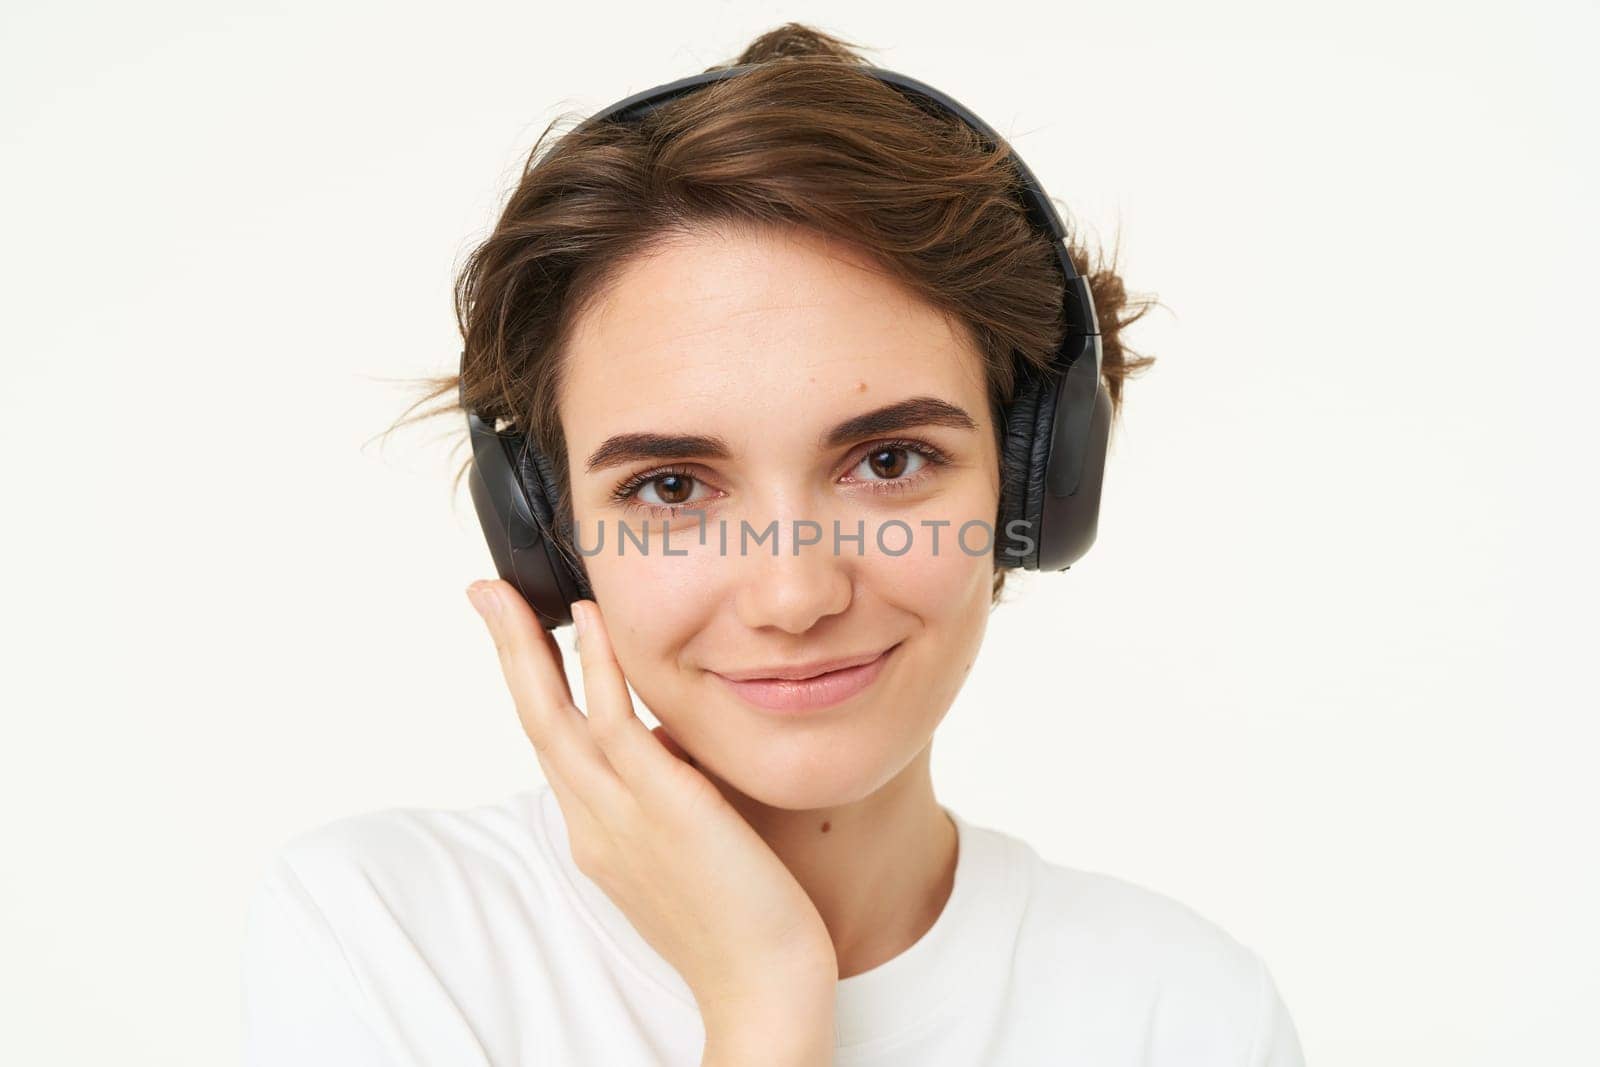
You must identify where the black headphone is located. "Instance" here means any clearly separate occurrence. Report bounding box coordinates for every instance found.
[461,64,1111,630]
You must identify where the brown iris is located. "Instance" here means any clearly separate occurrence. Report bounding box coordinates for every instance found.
[652,473,693,505]
[865,447,908,479]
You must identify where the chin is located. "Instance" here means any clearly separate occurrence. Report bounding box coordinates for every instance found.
[694,723,921,813]
[633,653,944,813]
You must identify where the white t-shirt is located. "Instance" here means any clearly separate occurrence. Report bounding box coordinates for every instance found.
[241,784,1305,1065]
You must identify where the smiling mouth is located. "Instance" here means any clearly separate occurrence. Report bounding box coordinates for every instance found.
[711,642,902,714]
[714,646,895,683]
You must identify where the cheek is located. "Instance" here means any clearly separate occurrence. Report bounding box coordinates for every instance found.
[579,527,721,670]
[875,468,999,625]
[874,519,993,617]
[871,527,993,716]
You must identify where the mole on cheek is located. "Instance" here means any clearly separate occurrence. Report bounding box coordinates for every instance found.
[820,820,831,833]
[855,381,867,392]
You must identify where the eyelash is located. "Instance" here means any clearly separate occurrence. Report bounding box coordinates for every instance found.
[609,438,952,517]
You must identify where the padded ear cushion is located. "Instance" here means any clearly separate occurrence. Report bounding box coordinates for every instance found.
[512,441,595,604]
[1020,364,1063,570]
[996,360,1047,569]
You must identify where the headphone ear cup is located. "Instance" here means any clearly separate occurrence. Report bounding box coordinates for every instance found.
[997,331,1112,572]
[1034,333,1112,571]
[464,408,588,630]
[512,442,594,607]
[996,362,1048,569]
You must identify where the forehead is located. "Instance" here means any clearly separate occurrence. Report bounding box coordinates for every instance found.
[557,225,989,446]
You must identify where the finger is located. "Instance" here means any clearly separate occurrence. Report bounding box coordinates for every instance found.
[571,599,688,798]
[468,581,629,820]
[651,723,700,771]
[534,746,619,877]
[537,622,575,706]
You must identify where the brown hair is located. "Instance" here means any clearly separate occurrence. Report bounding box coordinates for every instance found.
[387,22,1159,604]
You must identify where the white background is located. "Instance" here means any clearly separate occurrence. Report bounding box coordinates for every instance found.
[3,2,1595,1064]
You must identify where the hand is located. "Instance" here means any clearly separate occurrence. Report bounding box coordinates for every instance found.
[465,580,839,1047]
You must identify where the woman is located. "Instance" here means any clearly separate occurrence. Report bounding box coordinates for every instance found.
[242,23,1305,1067]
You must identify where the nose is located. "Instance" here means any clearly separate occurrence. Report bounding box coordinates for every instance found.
[731,516,854,634]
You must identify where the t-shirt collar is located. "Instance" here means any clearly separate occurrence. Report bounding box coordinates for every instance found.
[534,786,1026,1051]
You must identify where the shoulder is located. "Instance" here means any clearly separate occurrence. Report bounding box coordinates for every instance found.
[240,789,560,1064]
[258,789,553,910]
[242,788,563,993]
[1022,850,1262,986]
[247,788,565,955]
[994,834,1303,1065]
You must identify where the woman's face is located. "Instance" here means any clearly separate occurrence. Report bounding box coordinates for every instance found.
[558,223,1000,811]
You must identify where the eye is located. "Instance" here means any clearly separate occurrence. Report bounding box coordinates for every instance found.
[611,467,714,515]
[844,439,947,486]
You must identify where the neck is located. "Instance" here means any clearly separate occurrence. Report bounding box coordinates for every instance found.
[703,742,959,979]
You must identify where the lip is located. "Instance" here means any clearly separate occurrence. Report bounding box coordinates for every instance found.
[716,647,893,682]
[712,643,901,714]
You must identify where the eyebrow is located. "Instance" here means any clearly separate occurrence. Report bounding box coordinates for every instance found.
[583,395,979,474]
